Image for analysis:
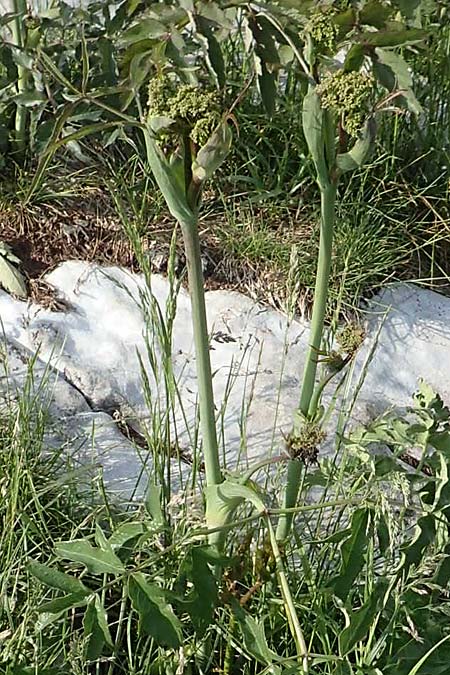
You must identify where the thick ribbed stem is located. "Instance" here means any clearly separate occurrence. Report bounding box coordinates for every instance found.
[180,218,222,490]
[12,0,28,158]
[276,181,336,542]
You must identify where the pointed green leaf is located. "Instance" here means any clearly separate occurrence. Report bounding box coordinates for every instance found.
[343,44,365,72]
[360,1,392,28]
[359,28,428,47]
[13,90,46,107]
[234,604,280,665]
[184,546,218,635]
[194,15,226,88]
[38,593,88,615]
[303,87,329,187]
[249,15,279,117]
[121,18,168,45]
[339,579,388,654]
[400,514,436,575]
[336,118,376,173]
[128,573,182,648]
[55,540,125,575]
[27,560,90,596]
[108,522,146,550]
[83,595,113,661]
[0,254,27,298]
[144,481,165,527]
[142,126,196,227]
[205,477,265,531]
[332,508,372,601]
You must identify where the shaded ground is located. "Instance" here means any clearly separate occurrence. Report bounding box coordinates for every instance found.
[0,186,304,314]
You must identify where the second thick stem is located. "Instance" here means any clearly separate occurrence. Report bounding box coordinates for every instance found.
[276,181,336,542]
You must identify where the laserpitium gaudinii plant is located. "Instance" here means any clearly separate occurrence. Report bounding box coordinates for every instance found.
[276,1,427,541]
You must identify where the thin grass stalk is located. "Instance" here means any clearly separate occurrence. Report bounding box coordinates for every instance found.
[276,181,336,542]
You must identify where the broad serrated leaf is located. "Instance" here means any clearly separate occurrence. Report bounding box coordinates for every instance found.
[332,508,372,601]
[83,595,113,661]
[28,560,90,596]
[337,118,376,173]
[55,540,125,575]
[128,573,182,648]
[375,47,422,114]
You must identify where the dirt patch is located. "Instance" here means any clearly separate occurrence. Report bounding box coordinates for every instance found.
[0,189,297,312]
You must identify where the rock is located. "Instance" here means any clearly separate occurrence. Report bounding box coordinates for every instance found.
[2,260,450,500]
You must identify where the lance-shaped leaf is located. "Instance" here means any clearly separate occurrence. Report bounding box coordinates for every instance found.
[303,87,329,187]
[121,18,168,45]
[233,603,281,666]
[83,595,113,661]
[375,47,422,114]
[343,44,365,72]
[28,560,91,597]
[359,27,428,48]
[248,15,279,117]
[193,15,226,88]
[332,508,372,601]
[336,117,376,173]
[128,573,182,648]
[339,579,389,654]
[183,545,219,635]
[192,119,232,184]
[142,125,197,226]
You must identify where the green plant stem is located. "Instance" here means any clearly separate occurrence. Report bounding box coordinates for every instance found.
[180,217,222,490]
[276,181,336,542]
[300,182,337,419]
[12,0,29,158]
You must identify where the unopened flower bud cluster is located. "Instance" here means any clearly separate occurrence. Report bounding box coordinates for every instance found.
[316,70,374,137]
[304,7,339,52]
[148,74,221,147]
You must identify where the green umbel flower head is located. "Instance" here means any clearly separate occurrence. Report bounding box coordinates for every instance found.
[148,74,222,148]
[304,7,339,53]
[316,70,374,137]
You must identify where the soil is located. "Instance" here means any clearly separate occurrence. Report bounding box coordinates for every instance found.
[0,187,293,313]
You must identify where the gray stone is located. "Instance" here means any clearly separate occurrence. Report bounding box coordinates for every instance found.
[2,261,450,500]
